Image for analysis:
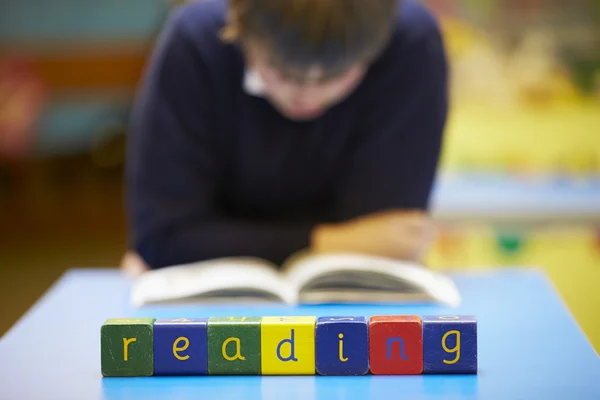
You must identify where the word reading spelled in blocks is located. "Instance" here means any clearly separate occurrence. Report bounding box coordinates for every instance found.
[101,318,156,377]
[208,316,262,375]
[369,315,423,375]
[261,316,316,375]
[315,317,369,376]
[153,318,208,375]
[100,315,478,376]
[423,315,478,373]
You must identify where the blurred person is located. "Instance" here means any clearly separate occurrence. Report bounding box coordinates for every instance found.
[124,0,448,275]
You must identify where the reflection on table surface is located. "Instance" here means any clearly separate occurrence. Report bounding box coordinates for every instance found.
[100,374,479,400]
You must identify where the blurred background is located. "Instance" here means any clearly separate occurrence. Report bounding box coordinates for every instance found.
[1,0,599,349]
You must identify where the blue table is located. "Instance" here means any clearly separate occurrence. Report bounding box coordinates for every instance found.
[1,268,599,399]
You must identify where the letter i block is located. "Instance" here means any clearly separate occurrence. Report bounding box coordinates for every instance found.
[369,316,423,375]
[261,316,316,375]
[207,317,262,375]
[153,318,208,375]
[423,315,477,374]
[315,316,369,376]
[101,318,156,377]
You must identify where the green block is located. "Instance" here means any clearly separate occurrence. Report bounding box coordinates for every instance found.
[101,318,156,377]
[207,316,262,375]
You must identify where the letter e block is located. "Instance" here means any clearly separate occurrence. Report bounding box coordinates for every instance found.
[154,318,208,375]
[369,315,423,375]
[261,316,316,375]
[208,316,261,375]
[423,315,477,374]
[315,316,368,376]
[101,318,156,377]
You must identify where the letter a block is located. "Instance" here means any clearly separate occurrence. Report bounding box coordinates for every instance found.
[369,315,423,375]
[154,318,208,375]
[315,316,369,376]
[261,316,316,375]
[423,315,477,374]
[101,318,156,377]
[207,316,261,375]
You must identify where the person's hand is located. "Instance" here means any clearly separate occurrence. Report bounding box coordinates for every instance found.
[120,251,150,278]
[310,210,435,262]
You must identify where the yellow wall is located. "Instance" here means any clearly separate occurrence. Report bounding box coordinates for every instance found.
[440,102,600,174]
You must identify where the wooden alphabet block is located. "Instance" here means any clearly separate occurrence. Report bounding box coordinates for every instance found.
[315,316,369,376]
[423,315,477,374]
[207,316,262,375]
[101,318,156,377]
[153,318,208,375]
[368,315,423,375]
[260,316,316,375]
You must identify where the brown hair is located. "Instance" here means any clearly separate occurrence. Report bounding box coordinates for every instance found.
[222,0,399,82]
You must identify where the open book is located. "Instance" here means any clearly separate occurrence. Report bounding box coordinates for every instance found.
[130,252,461,307]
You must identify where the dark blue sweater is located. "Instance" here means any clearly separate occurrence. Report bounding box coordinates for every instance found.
[126,0,449,268]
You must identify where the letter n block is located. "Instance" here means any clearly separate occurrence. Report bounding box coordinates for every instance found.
[101,318,156,377]
[423,315,477,374]
[261,316,316,375]
[315,316,369,376]
[207,316,262,375]
[153,318,208,375]
[369,315,423,375]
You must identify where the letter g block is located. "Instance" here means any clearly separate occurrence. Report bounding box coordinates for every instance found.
[423,315,477,374]
[207,317,262,375]
[261,316,316,375]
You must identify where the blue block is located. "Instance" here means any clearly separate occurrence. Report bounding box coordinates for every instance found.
[315,316,369,375]
[423,315,477,374]
[153,318,208,375]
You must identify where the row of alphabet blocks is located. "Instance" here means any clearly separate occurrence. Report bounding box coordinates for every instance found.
[101,315,477,376]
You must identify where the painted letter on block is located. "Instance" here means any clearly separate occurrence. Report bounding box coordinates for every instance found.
[207,316,261,375]
[101,318,156,377]
[369,316,423,375]
[423,315,477,374]
[261,316,315,375]
[315,316,369,375]
[153,318,208,375]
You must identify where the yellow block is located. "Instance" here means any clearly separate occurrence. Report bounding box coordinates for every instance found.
[260,316,316,375]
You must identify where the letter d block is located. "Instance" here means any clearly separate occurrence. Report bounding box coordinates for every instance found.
[261,316,316,375]
[208,317,261,375]
[423,315,477,374]
[369,316,423,375]
[101,318,156,377]
[154,318,208,375]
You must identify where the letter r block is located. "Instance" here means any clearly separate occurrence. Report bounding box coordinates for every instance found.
[369,316,423,375]
[260,316,316,375]
[423,315,477,374]
[100,318,156,376]
[207,316,261,375]
[154,318,208,375]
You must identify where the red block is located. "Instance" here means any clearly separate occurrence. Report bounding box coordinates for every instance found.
[369,316,423,374]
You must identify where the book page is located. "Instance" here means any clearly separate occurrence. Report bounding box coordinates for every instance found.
[130,257,297,306]
[283,253,461,307]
